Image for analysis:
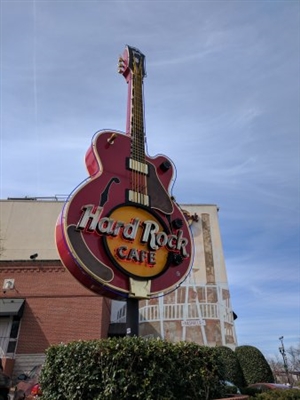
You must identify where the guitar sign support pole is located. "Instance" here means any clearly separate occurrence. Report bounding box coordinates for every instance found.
[126,297,139,337]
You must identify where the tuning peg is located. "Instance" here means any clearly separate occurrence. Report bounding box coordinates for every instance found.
[117,56,125,74]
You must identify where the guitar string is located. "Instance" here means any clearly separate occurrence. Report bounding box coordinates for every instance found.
[136,62,142,204]
[131,63,137,203]
[137,60,147,204]
[131,58,147,205]
[131,62,137,203]
[135,62,141,204]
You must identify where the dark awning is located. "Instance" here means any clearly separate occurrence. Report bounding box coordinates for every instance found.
[0,299,25,317]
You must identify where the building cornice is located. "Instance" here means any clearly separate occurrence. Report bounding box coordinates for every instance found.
[0,260,64,273]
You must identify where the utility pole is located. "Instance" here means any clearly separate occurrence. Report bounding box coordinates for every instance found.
[279,336,291,386]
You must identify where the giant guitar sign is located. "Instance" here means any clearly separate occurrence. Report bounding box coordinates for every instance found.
[55,46,194,300]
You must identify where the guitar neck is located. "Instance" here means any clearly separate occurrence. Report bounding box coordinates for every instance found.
[120,45,149,206]
[128,61,146,163]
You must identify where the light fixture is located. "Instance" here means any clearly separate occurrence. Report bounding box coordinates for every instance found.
[3,279,15,290]
[30,253,38,260]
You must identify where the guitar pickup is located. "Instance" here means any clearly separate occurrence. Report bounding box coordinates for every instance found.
[127,158,149,175]
[127,190,150,206]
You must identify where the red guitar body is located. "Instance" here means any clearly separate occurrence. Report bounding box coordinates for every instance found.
[55,46,193,300]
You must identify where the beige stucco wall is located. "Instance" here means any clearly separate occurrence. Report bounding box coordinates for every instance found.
[0,199,63,260]
[186,204,228,284]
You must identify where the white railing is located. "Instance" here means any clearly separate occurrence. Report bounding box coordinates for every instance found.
[139,303,221,322]
[113,302,233,325]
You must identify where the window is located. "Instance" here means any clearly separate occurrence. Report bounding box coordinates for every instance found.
[0,316,21,356]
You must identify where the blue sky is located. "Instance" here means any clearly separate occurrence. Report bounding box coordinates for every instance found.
[0,1,299,359]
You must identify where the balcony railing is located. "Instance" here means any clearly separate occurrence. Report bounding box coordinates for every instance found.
[139,303,221,322]
[114,302,234,325]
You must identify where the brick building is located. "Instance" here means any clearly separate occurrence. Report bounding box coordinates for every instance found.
[0,199,111,380]
[0,198,237,380]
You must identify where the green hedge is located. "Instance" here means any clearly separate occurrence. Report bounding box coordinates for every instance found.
[39,338,278,399]
[254,389,300,400]
[214,345,246,388]
[235,345,274,386]
[39,337,225,400]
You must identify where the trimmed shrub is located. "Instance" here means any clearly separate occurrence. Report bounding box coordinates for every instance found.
[214,346,246,388]
[235,345,274,386]
[39,337,224,400]
[255,389,300,399]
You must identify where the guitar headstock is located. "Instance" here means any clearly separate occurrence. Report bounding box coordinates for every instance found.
[118,45,146,82]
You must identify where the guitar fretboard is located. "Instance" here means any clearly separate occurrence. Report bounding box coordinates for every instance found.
[131,59,146,163]
[127,55,149,206]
